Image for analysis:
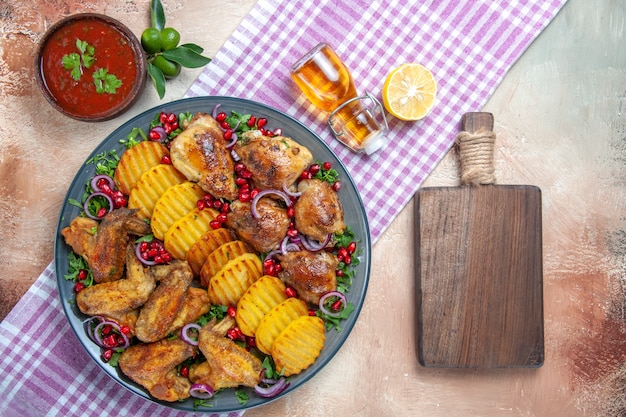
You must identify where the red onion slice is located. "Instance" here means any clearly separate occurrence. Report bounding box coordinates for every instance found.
[84,192,113,220]
[90,174,115,193]
[251,189,292,219]
[318,290,347,318]
[281,177,301,198]
[190,383,214,399]
[135,242,157,266]
[180,323,201,346]
[254,378,290,398]
[211,103,221,119]
[300,233,331,252]
[149,126,167,143]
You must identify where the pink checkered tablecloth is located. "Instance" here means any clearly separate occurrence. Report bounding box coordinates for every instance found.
[1,1,567,416]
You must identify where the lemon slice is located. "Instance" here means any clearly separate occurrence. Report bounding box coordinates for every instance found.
[382,63,437,121]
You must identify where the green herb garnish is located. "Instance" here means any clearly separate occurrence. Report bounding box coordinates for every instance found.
[93,68,122,94]
[62,39,95,81]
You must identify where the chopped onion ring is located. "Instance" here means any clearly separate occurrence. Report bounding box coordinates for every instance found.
[180,323,201,346]
[90,174,115,193]
[318,290,347,318]
[226,131,238,149]
[251,189,291,219]
[135,242,157,266]
[280,236,300,255]
[254,378,290,398]
[281,177,301,198]
[149,126,167,143]
[84,192,113,220]
[85,317,130,349]
[190,383,214,399]
[300,233,331,252]
[211,103,221,119]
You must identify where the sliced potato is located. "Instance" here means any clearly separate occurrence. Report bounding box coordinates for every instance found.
[200,240,252,287]
[128,164,187,220]
[207,253,263,306]
[164,206,220,260]
[255,297,309,355]
[114,141,169,195]
[236,275,287,337]
[151,181,205,240]
[186,228,236,277]
[272,315,325,376]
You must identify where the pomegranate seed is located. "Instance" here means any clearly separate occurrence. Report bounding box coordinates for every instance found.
[149,130,161,140]
[78,269,88,280]
[234,162,246,172]
[287,207,295,218]
[120,325,131,335]
[336,269,344,277]
[246,336,256,348]
[179,365,189,378]
[215,112,227,122]
[308,164,320,176]
[166,113,177,124]
[264,263,276,276]
[212,200,223,210]
[285,287,297,298]
[301,171,312,180]
[323,161,332,170]
[221,202,230,213]
[161,253,172,263]
[275,264,283,273]
[344,254,352,265]
[216,213,227,223]
[224,129,233,140]
[273,128,283,136]
[287,228,299,238]
[115,197,127,208]
[74,282,85,292]
[257,118,267,128]
[203,194,214,202]
[97,207,108,218]
[235,177,248,186]
[164,123,173,134]
[240,169,253,179]
[102,349,114,362]
[250,189,260,199]
[308,309,317,316]
[210,220,222,229]
[239,192,251,202]
[348,241,357,253]
[332,181,341,192]
[331,299,343,311]
[220,121,230,129]
[227,306,237,318]
[247,116,256,127]
[227,327,242,340]
[139,241,149,252]
[161,155,171,164]
[197,199,206,210]
[159,112,168,124]
[338,248,348,259]
[170,120,179,131]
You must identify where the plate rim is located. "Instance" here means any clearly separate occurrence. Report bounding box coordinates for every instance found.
[53,95,371,412]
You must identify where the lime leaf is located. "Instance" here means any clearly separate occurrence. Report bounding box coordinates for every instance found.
[161,45,211,68]
[151,0,166,31]
[147,62,166,99]
[180,43,204,54]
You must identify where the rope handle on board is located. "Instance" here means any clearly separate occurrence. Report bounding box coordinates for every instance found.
[455,112,496,186]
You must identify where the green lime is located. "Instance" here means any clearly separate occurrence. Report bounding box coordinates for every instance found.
[141,28,162,54]
[152,55,181,78]
[160,28,181,51]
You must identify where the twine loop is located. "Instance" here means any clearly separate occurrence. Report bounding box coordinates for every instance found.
[455,129,496,185]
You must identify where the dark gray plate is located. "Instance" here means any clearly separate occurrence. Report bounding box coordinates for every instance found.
[54,96,371,412]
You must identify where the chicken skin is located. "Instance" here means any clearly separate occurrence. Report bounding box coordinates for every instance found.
[76,244,155,317]
[225,198,291,253]
[234,130,313,191]
[278,250,339,304]
[169,113,238,200]
[118,338,197,402]
[135,260,194,343]
[61,216,98,263]
[90,208,152,283]
[189,317,262,390]
[294,179,346,242]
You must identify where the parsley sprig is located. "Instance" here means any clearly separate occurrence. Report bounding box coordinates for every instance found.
[61,39,122,94]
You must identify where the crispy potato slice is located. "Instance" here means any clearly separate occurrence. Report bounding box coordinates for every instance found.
[164,206,220,260]
[200,240,252,287]
[255,297,309,355]
[207,253,263,306]
[186,228,236,277]
[271,315,325,376]
[128,164,187,220]
[114,141,169,195]
[151,181,205,240]
[236,275,287,337]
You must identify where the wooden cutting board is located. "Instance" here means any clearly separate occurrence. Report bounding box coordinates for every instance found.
[416,112,544,368]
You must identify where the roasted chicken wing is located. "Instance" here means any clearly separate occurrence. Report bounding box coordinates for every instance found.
[118,338,197,402]
[278,250,339,304]
[135,260,194,343]
[189,317,262,390]
[294,179,345,242]
[76,244,155,317]
[169,113,238,200]
[234,130,313,191]
[225,198,290,253]
[89,208,152,283]
[61,216,98,263]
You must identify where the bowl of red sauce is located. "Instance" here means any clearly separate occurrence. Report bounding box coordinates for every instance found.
[35,13,147,121]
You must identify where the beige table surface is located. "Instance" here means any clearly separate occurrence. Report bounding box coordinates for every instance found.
[1,1,624,416]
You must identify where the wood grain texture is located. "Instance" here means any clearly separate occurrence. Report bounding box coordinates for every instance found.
[416,185,543,367]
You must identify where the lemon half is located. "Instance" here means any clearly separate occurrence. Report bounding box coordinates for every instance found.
[382,63,437,121]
